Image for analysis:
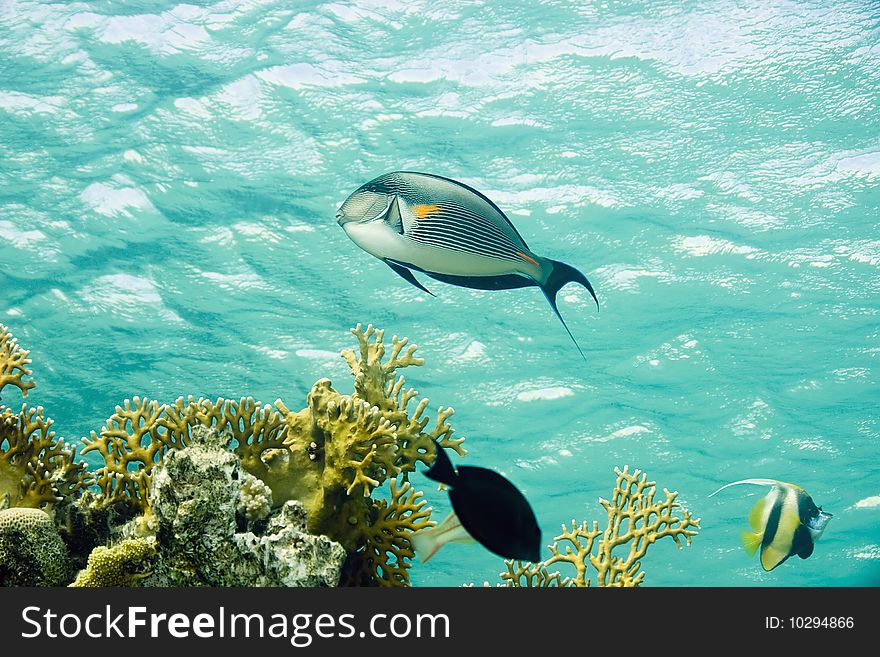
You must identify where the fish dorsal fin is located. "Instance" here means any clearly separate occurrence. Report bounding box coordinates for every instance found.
[740,530,762,557]
[386,195,403,233]
[709,478,784,497]
[748,496,768,532]
[423,443,458,486]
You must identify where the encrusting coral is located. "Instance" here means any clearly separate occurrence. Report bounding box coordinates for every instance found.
[501,466,700,587]
[0,507,70,586]
[70,538,155,587]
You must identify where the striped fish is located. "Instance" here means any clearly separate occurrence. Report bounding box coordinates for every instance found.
[710,478,832,571]
[336,171,598,359]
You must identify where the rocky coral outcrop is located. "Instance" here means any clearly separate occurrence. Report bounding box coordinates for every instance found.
[139,425,345,587]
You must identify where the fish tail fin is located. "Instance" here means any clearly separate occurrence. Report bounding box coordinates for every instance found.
[740,530,762,556]
[411,512,472,563]
[709,478,783,497]
[539,259,597,361]
[411,527,443,563]
[424,443,457,486]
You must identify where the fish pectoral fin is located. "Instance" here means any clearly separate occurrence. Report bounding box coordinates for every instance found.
[740,530,762,557]
[383,259,435,296]
[387,195,404,233]
[797,540,814,560]
[748,497,767,532]
[794,524,815,559]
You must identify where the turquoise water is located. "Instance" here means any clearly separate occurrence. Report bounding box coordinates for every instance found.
[1,0,878,586]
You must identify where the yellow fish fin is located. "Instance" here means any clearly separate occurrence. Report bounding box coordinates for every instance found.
[748,497,767,532]
[760,544,789,571]
[740,530,762,557]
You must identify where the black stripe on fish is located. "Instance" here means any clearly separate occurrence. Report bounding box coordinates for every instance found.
[762,494,782,549]
[414,221,523,261]
[796,487,821,525]
[361,172,424,199]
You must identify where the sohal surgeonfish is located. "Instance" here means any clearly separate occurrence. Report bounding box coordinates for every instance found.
[411,443,541,563]
[336,171,598,359]
[710,478,832,572]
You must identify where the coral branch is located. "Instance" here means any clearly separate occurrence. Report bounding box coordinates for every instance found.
[0,324,36,398]
[350,478,434,587]
[503,466,700,588]
[81,397,167,510]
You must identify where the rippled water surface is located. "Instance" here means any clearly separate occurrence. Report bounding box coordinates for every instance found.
[1,0,878,586]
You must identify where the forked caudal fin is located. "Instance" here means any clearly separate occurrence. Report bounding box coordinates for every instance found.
[709,478,784,497]
[539,259,598,361]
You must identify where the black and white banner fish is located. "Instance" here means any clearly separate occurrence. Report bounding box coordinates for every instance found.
[710,478,833,572]
[337,171,598,359]
[411,443,542,563]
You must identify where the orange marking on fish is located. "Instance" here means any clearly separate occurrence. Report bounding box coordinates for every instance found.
[516,251,539,266]
[414,203,441,219]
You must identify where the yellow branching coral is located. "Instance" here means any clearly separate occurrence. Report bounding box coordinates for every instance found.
[81,397,166,510]
[0,324,35,399]
[317,395,400,497]
[160,395,288,474]
[341,323,465,476]
[270,325,465,552]
[83,396,289,511]
[501,560,570,587]
[347,478,433,587]
[502,466,700,588]
[342,323,423,411]
[0,404,90,509]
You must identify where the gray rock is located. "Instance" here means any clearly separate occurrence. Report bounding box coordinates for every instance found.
[141,425,345,586]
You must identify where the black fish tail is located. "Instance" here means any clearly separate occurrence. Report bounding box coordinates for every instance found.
[539,259,598,361]
[424,442,457,485]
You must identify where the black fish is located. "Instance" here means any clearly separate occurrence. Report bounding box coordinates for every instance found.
[412,443,541,563]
